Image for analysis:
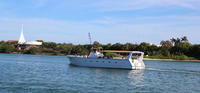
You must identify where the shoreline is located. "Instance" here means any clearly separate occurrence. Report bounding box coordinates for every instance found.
[1,53,200,62]
[144,58,200,62]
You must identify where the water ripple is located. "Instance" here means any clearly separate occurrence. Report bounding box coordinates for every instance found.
[0,54,200,93]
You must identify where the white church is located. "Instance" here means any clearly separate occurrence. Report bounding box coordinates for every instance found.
[18,24,42,46]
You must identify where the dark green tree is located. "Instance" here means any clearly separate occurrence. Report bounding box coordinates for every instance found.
[0,43,16,53]
[25,47,39,54]
[93,41,101,48]
[181,36,188,42]
[188,44,200,59]
[110,43,123,50]
[160,40,172,56]
[136,42,150,55]
[42,42,57,49]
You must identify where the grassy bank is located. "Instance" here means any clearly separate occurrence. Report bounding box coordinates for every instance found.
[144,55,195,60]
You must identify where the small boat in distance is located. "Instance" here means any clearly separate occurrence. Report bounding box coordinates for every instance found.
[68,48,145,70]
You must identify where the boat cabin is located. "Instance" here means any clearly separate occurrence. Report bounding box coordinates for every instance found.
[88,49,144,61]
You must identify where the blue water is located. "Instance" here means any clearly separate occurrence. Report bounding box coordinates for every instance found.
[0,54,200,93]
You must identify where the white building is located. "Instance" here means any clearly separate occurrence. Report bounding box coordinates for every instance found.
[149,43,161,47]
[18,24,42,46]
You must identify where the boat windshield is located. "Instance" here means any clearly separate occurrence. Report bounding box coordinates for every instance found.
[131,53,142,59]
[101,50,144,60]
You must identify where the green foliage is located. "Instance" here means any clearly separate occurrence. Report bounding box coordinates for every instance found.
[41,48,56,53]
[145,55,170,59]
[55,44,73,55]
[110,43,123,50]
[25,47,39,54]
[146,45,159,56]
[170,42,190,55]
[42,42,57,49]
[93,41,101,48]
[0,43,16,53]
[122,43,138,50]
[0,36,199,60]
[105,52,121,57]
[102,43,112,50]
[159,40,172,56]
[135,42,151,55]
[160,40,172,48]
[0,41,5,44]
[170,36,188,45]
[71,45,89,55]
[188,44,200,59]
[145,54,190,60]
[171,55,190,60]
[36,40,44,42]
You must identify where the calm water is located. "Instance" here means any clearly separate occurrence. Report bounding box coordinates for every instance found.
[0,54,200,93]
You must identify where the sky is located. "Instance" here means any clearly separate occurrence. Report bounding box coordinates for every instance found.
[0,0,200,44]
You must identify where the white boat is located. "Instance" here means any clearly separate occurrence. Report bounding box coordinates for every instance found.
[68,50,145,70]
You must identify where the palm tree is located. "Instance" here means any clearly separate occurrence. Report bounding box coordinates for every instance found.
[181,36,188,42]
[175,38,181,45]
[160,40,172,48]
[170,38,181,45]
[170,38,176,45]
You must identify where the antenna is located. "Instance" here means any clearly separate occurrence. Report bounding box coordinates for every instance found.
[88,32,92,45]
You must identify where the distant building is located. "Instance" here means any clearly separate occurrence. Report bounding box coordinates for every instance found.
[6,40,18,43]
[18,24,42,46]
[149,43,161,47]
[17,24,42,50]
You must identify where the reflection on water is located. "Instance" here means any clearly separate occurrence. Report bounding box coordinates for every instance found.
[94,69,104,78]
[128,70,144,86]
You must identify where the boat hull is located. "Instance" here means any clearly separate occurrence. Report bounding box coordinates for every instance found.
[68,57,145,70]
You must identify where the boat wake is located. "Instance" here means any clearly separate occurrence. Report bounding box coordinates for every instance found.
[146,68,200,74]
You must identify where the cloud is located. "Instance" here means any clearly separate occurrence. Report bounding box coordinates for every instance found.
[1,0,200,13]
[89,15,200,26]
[0,15,200,44]
[93,0,200,11]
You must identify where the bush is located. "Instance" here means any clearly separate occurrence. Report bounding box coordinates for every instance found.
[145,54,190,60]
[171,55,190,60]
[0,44,16,53]
[144,55,169,59]
[25,47,39,54]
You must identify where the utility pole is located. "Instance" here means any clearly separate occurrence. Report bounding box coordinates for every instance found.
[88,32,92,45]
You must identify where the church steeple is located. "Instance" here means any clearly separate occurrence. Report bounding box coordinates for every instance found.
[18,24,26,44]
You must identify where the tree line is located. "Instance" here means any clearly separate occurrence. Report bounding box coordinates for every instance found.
[0,36,199,60]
